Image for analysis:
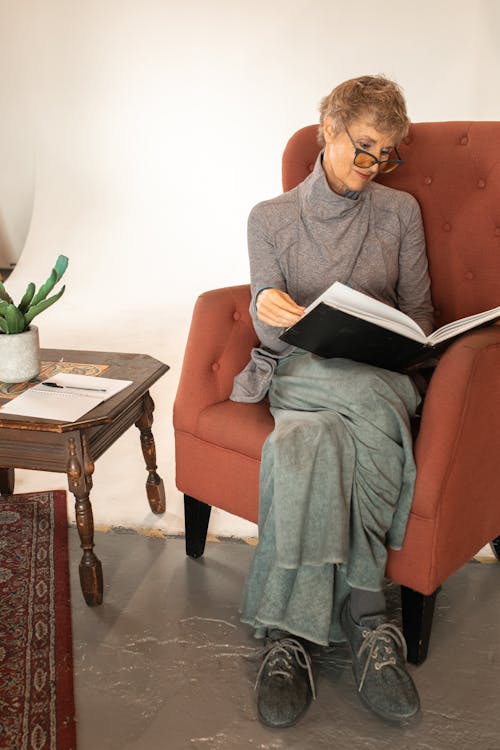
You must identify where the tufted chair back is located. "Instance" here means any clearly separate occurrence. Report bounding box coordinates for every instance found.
[282,122,500,326]
[174,121,500,665]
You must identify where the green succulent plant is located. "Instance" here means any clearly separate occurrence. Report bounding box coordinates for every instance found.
[0,255,69,334]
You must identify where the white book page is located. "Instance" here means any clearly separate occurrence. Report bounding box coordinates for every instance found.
[0,374,132,422]
[428,305,500,344]
[304,282,427,343]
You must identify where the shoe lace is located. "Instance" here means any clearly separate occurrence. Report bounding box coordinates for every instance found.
[253,637,317,700]
[357,622,407,692]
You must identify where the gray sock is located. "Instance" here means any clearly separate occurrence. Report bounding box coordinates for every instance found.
[267,628,290,641]
[350,588,386,623]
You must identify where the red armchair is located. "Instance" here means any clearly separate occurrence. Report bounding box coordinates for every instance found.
[174,122,500,664]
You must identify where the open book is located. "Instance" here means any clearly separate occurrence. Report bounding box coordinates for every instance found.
[279,282,500,370]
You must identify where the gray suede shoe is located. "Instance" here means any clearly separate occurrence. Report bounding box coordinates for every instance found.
[254,637,316,728]
[341,597,420,722]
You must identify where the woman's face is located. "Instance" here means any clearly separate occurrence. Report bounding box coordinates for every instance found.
[322,115,397,194]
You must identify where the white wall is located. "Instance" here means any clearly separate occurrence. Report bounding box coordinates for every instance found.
[1,0,499,538]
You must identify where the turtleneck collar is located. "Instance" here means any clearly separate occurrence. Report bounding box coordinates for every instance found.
[299,151,370,220]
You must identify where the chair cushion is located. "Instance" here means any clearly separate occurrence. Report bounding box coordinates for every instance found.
[197,400,274,460]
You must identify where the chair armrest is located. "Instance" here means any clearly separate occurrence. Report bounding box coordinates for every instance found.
[173,285,258,434]
[412,324,500,519]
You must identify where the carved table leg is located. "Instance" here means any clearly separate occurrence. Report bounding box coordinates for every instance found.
[135,391,165,514]
[0,467,15,497]
[67,435,103,606]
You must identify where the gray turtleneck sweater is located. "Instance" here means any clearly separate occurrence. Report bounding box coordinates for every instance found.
[230,152,434,403]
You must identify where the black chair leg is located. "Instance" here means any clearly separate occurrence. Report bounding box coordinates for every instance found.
[490,536,500,561]
[0,467,14,497]
[400,585,439,665]
[184,494,212,559]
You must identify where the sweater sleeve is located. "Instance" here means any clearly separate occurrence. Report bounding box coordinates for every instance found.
[396,196,434,335]
[247,204,291,352]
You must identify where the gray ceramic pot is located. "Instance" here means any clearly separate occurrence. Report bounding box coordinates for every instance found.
[0,325,41,383]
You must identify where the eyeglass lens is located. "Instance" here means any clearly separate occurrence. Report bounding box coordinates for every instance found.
[353,152,399,173]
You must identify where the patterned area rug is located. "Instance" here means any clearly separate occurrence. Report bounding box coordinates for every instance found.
[0,490,76,750]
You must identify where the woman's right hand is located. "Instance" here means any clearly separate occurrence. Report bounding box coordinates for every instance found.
[256,288,305,328]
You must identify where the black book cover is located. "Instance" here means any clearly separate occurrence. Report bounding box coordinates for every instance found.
[279,302,435,370]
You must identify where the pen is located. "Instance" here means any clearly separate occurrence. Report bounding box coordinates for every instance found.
[41,382,107,393]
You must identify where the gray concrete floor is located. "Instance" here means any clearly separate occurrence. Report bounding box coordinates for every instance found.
[68,529,500,750]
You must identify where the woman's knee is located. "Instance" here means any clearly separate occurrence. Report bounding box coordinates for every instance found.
[270,410,345,446]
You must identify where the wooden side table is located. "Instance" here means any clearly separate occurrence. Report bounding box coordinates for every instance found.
[0,349,169,606]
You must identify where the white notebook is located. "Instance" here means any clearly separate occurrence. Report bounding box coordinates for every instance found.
[0,373,132,422]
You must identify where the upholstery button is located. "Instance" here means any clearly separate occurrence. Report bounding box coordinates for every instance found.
[308,163,315,172]
[465,271,475,280]
[424,177,432,185]
[211,362,220,372]
[477,179,486,189]
[442,223,451,232]
[402,136,412,146]
[233,311,241,321]
[460,136,468,145]
[495,227,500,237]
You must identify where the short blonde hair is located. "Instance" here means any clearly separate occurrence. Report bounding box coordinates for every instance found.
[318,75,410,147]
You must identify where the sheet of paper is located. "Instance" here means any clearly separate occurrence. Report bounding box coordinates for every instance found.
[0,373,132,422]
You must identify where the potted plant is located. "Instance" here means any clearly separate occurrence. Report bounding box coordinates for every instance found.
[0,255,68,383]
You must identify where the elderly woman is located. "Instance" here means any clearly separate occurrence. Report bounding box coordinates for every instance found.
[230,75,434,728]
